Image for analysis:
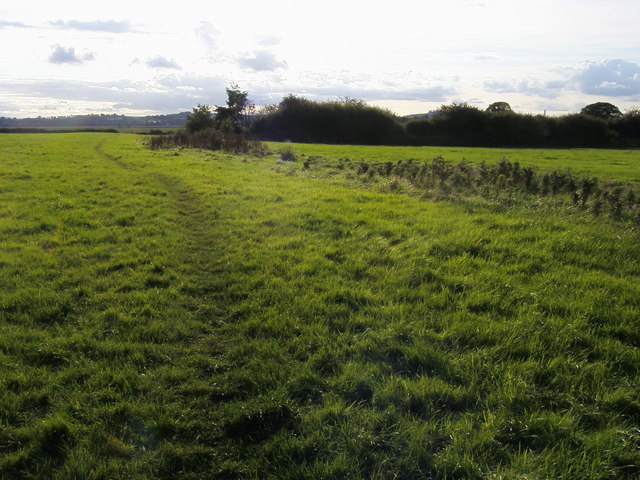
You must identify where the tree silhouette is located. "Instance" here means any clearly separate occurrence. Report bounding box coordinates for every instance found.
[215,84,254,132]
[486,101,512,113]
[580,102,622,120]
[185,104,214,132]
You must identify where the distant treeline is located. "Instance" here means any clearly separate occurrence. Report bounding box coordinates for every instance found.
[0,112,189,129]
[5,97,639,148]
[251,96,640,148]
[0,128,119,134]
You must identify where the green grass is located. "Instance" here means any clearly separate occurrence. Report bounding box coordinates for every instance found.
[1,133,639,479]
[266,141,640,182]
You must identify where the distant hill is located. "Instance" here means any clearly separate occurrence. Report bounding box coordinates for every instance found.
[400,111,440,121]
[0,112,189,129]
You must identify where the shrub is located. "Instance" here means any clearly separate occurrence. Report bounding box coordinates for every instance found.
[278,145,296,161]
[350,155,640,223]
[185,105,215,133]
[148,128,267,154]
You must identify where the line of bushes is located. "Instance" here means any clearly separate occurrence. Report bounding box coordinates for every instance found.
[251,96,406,145]
[404,105,640,148]
[251,97,640,148]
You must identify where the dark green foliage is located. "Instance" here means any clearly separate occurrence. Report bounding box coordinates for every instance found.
[486,101,512,112]
[581,102,623,119]
[406,105,625,148]
[549,114,615,147]
[433,103,491,146]
[185,104,215,133]
[214,84,254,133]
[183,85,254,135]
[253,96,638,148]
[251,95,405,145]
[154,85,263,153]
[613,108,640,147]
[408,106,545,147]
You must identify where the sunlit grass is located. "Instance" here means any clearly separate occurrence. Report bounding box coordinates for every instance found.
[1,133,639,479]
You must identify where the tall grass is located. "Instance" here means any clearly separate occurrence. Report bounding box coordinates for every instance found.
[148,128,267,154]
[345,156,640,223]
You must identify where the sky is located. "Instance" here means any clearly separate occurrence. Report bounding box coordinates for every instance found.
[1,0,639,118]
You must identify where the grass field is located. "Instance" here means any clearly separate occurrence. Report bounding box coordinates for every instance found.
[1,133,639,479]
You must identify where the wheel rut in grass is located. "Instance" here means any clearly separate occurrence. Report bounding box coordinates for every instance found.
[154,172,225,271]
[93,137,214,256]
[94,137,138,171]
[93,136,229,321]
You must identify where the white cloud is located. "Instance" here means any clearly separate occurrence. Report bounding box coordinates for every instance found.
[50,20,133,33]
[0,76,230,114]
[0,100,21,113]
[574,59,640,97]
[155,75,227,94]
[244,71,458,107]
[238,50,286,72]
[195,22,227,62]
[484,79,564,99]
[2,1,640,117]
[256,34,280,46]
[195,22,220,48]
[49,45,93,64]
[146,56,181,70]
[473,53,502,61]
[0,20,30,28]
[296,84,457,103]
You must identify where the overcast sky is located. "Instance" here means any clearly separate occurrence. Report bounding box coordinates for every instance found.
[1,0,639,117]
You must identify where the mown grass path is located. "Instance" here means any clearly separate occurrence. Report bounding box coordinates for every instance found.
[1,134,640,479]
